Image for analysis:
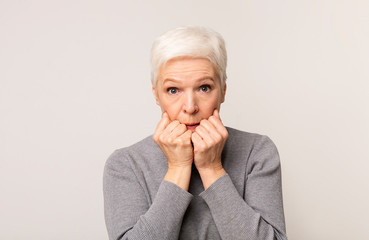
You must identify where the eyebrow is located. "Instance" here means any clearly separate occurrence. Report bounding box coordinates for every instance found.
[163,77,215,84]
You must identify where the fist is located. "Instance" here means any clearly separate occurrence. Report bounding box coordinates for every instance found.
[153,113,194,168]
[191,109,228,171]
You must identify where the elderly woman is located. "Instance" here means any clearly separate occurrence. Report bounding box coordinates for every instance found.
[103,26,287,240]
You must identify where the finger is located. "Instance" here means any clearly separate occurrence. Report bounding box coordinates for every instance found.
[181,129,192,139]
[177,130,193,145]
[163,120,181,135]
[199,119,216,133]
[169,123,187,138]
[198,120,222,143]
[155,112,170,131]
[195,124,215,146]
[208,111,228,138]
[191,132,205,150]
[209,109,222,125]
[154,112,170,139]
[213,109,221,120]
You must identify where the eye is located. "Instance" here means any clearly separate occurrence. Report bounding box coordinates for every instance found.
[200,85,211,92]
[167,87,178,95]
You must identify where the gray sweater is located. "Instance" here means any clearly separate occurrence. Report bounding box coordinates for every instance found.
[103,127,287,240]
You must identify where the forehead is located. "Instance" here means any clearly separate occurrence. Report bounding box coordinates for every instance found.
[158,58,215,83]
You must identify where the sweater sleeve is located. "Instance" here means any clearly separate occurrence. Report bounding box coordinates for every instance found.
[199,136,287,240]
[103,150,193,240]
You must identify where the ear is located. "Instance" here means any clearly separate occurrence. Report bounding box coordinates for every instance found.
[152,87,160,105]
[221,83,227,103]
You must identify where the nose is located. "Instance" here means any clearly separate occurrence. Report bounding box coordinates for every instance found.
[182,91,199,114]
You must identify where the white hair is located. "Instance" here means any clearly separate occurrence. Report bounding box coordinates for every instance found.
[150,26,227,88]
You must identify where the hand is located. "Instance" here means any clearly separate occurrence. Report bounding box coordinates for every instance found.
[153,112,194,168]
[191,109,228,189]
[153,112,193,190]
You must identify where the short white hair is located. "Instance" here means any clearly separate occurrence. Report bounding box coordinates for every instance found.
[150,26,227,87]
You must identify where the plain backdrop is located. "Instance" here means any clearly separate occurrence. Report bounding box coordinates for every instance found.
[1,0,368,239]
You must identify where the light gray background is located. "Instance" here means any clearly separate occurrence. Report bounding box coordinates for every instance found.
[1,0,368,239]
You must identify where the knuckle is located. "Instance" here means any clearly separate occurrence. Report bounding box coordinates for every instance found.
[214,134,222,143]
[174,137,182,144]
[223,131,229,139]
[159,135,165,143]
[167,136,174,144]
[178,137,191,146]
[200,142,208,150]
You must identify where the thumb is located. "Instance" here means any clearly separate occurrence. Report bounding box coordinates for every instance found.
[213,109,221,120]
[162,112,169,119]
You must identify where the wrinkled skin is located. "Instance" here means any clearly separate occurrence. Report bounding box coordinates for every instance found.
[152,57,228,190]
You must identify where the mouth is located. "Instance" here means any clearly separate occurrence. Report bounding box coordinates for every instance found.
[185,123,200,130]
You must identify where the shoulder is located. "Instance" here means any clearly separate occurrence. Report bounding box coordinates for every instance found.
[226,126,262,143]
[225,126,280,169]
[104,135,162,171]
[226,126,276,149]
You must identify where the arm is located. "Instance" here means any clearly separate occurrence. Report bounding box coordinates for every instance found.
[199,136,287,240]
[104,113,195,240]
[103,150,193,240]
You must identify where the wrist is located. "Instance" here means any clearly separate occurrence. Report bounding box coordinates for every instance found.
[164,165,192,191]
[197,166,226,190]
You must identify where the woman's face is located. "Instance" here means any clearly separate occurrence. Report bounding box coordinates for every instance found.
[153,57,226,130]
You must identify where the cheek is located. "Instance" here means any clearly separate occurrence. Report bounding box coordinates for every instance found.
[199,95,221,115]
[161,100,182,120]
